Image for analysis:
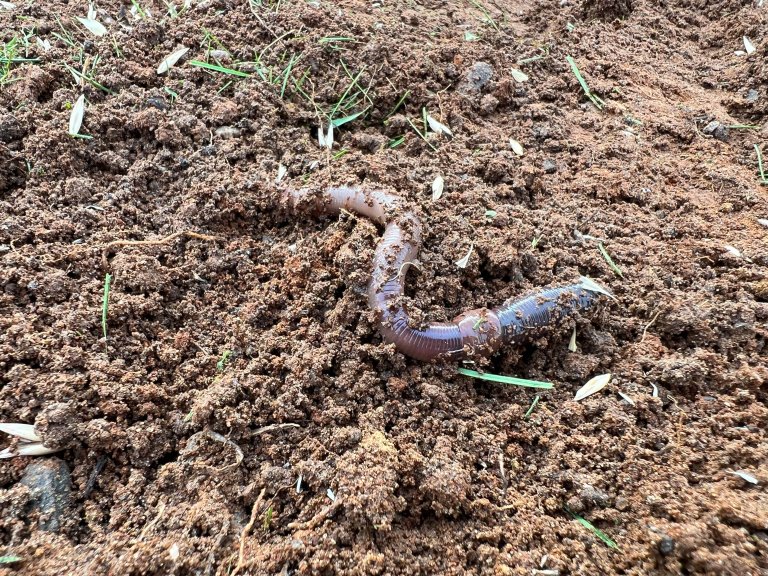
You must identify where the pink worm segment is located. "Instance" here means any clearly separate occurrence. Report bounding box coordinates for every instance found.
[282,186,606,362]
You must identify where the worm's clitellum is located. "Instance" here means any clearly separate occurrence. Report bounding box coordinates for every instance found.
[281,186,610,362]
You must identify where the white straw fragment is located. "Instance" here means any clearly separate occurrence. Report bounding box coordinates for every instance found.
[432,175,444,201]
[729,470,758,484]
[0,442,60,459]
[426,114,453,137]
[157,46,189,74]
[76,16,107,37]
[574,373,612,401]
[275,164,287,183]
[744,36,756,55]
[0,423,41,442]
[509,138,524,156]
[68,94,86,136]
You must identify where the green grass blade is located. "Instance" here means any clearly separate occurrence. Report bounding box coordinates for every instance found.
[598,243,624,277]
[566,55,603,110]
[457,368,553,389]
[755,144,768,184]
[0,556,22,564]
[566,508,620,550]
[523,395,541,418]
[189,59,250,77]
[331,111,365,127]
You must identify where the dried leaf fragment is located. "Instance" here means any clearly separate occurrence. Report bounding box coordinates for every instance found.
[574,373,611,401]
[455,243,474,269]
[510,67,529,83]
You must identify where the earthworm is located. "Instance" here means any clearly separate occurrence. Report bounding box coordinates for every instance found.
[281,186,609,362]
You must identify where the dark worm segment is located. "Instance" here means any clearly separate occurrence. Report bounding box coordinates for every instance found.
[281,186,610,362]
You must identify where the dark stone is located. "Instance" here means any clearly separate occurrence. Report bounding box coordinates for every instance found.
[542,159,557,174]
[702,120,729,142]
[20,458,72,532]
[146,97,167,111]
[464,62,494,92]
[658,535,675,555]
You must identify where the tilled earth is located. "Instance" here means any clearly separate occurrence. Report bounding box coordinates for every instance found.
[1,0,767,574]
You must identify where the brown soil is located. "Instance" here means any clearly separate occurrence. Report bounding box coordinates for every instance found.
[1,0,767,574]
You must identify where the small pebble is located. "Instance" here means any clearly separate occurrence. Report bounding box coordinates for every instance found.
[658,535,675,555]
[702,120,729,142]
[542,159,557,174]
[464,61,494,92]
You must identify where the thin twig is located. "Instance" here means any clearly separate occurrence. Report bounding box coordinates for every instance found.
[101,230,220,268]
[639,308,662,343]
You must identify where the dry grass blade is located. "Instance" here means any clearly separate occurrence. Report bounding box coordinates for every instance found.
[574,373,611,401]
[69,94,85,136]
[157,46,189,74]
[432,175,444,201]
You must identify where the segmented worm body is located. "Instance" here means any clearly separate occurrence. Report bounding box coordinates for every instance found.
[282,186,608,362]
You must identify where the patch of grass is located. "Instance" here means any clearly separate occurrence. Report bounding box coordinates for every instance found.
[388,135,405,148]
[0,36,40,85]
[566,507,620,550]
[216,350,232,372]
[457,367,554,389]
[598,243,624,277]
[319,36,356,50]
[406,117,437,152]
[755,144,768,185]
[263,506,273,531]
[566,55,605,110]
[101,273,112,352]
[386,90,410,118]
[64,56,115,94]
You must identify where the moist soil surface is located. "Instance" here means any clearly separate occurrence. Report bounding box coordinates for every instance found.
[1,0,768,574]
